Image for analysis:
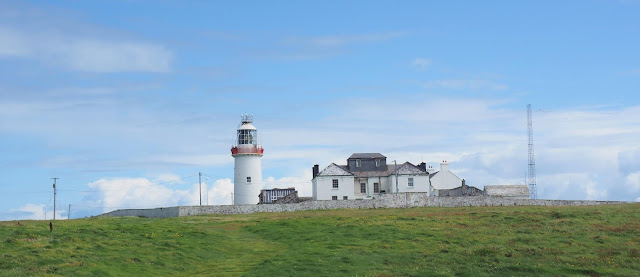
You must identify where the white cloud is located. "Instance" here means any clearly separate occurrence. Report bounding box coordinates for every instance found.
[149,154,234,168]
[537,173,608,200]
[0,27,31,56]
[422,79,508,90]
[411,58,431,70]
[75,173,310,211]
[153,173,186,184]
[64,40,171,73]
[625,172,640,193]
[207,178,234,205]
[3,203,65,221]
[77,176,255,213]
[262,169,313,197]
[0,26,172,73]
[86,178,198,213]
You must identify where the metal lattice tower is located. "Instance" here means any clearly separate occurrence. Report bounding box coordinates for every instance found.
[527,104,537,199]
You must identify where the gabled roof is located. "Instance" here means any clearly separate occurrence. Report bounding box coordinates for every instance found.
[392,162,427,175]
[348,153,386,159]
[317,163,353,176]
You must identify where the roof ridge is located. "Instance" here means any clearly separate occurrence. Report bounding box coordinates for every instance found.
[317,163,353,176]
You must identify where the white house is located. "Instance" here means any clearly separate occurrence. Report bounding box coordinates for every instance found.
[312,153,430,200]
[428,160,464,196]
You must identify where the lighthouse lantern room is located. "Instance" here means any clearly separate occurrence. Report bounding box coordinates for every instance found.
[231,114,264,205]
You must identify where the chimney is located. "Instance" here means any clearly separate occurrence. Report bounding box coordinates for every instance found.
[462,179,467,195]
[440,160,450,172]
[427,165,435,174]
[312,164,319,179]
[418,162,426,172]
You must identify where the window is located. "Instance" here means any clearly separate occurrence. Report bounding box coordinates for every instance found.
[271,195,278,201]
[332,179,339,189]
[374,183,380,193]
[247,177,252,183]
[360,183,366,194]
[375,159,380,167]
[356,159,361,167]
[237,129,257,145]
[332,196,338,200]
[343,196,348,200]
[408,177,414,187]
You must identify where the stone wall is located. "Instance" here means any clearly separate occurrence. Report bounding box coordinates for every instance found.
[271,191,313,204]
[100,193,631,218]
[100,206,179,218]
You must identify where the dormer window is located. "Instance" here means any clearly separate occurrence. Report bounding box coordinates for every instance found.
[375,159,380,167]
[356,159,361,167]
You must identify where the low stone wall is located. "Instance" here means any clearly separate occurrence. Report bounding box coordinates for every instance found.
[100,193,630,218]
[101,206,179,218]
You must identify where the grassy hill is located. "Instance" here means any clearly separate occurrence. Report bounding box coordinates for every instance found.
[1,204,639,276]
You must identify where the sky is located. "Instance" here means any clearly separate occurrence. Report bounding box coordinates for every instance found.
[1,0,640,220]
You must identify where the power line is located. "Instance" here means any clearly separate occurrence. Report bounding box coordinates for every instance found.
[70,200,195,210]
[0,191,51,194]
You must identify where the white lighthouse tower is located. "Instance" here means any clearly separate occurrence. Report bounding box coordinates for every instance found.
[231,114,264,205]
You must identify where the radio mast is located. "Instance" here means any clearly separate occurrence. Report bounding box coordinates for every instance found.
[527,104,537,199]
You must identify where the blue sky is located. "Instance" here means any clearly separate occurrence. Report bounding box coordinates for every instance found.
[1,0,640,220]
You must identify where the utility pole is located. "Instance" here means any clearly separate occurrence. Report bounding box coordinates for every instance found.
[51,178,58,220]
[68,204,71,220]
[199,172,202,206]
[394,160,398,193]
[206,177,209,205]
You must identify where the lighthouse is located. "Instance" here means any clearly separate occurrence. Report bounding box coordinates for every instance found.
[231,114,264,205]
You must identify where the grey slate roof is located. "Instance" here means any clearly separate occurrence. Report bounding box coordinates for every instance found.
[484,185,530,197]
[352,169,392,178]
[318,161,426,178]
[439,186,484,197]
[348,153,386,159]
[317,163,353,176]
[394,162,427,175]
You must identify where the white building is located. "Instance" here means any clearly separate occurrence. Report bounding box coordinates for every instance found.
[428,160,464,196]
[312,154,467,200]
[231,114,264,205]
[312,153,431,200]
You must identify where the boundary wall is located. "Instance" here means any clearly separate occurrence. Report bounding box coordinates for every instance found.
[100,193,630,218]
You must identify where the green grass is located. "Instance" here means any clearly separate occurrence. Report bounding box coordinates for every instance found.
[1,204,640,276]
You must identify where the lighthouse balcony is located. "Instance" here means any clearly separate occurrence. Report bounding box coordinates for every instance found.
[231,146,264,156]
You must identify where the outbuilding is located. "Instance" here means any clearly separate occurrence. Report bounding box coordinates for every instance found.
[483,185,530,199]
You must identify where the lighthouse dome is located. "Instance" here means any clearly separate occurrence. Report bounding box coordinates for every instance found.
[238,122,257,130]
[235,114,259,147]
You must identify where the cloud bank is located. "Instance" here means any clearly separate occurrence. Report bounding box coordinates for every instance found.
[0,26,171,73]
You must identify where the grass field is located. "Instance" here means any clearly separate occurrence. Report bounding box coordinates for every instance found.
[1,204,639,276]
